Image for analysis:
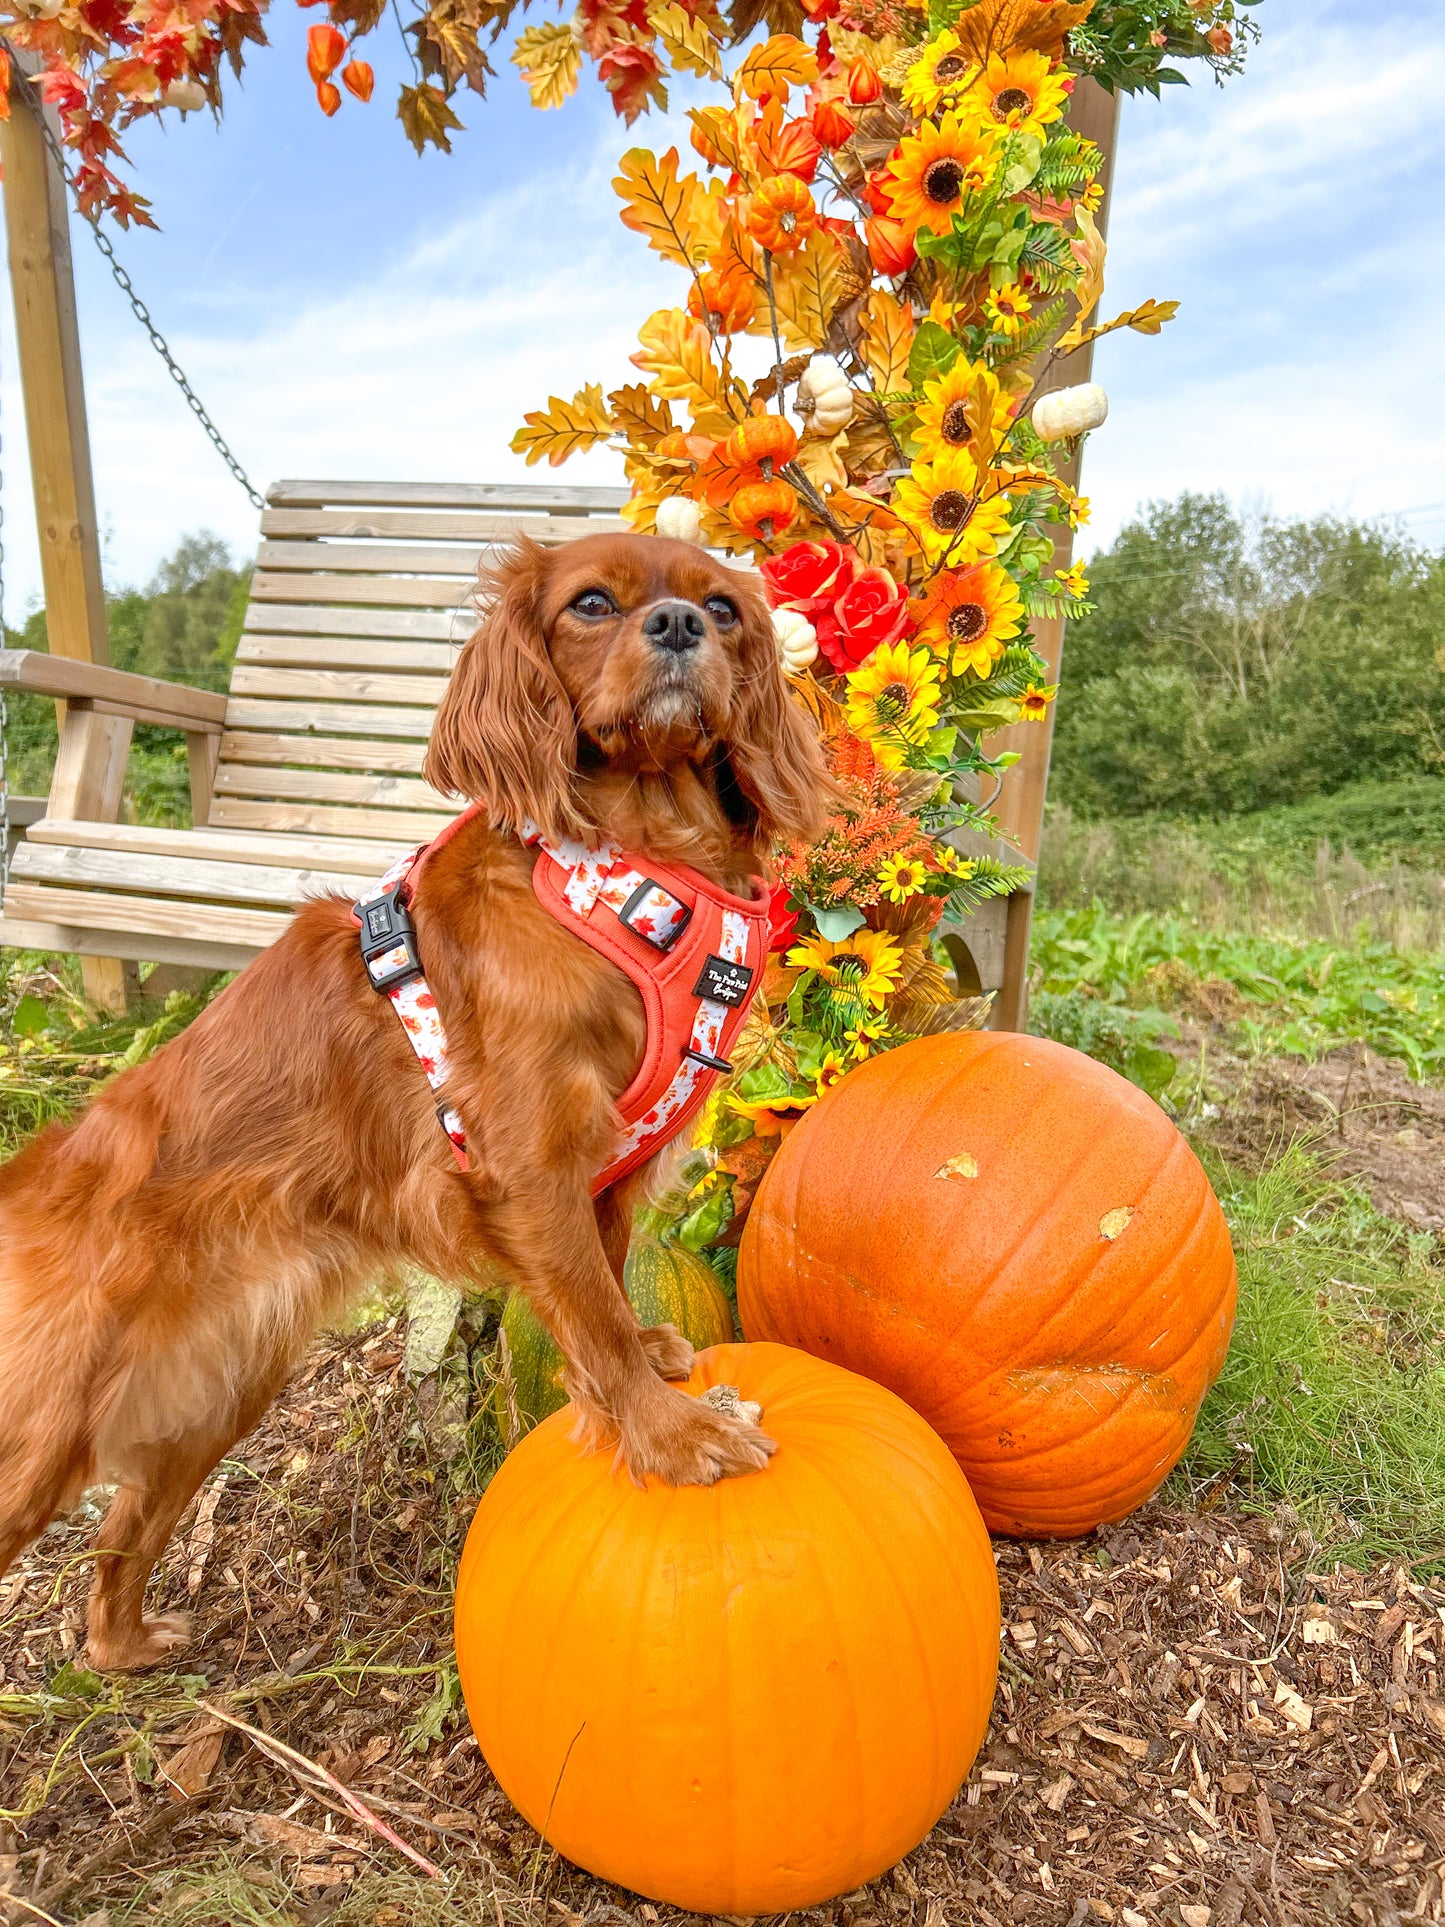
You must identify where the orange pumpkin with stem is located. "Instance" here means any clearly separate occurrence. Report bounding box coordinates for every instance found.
[738,1032,1237,1538]
[729,477,798,539]
[455,1342,999,1912]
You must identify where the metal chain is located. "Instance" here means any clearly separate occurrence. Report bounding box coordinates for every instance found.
[27,78,265,513]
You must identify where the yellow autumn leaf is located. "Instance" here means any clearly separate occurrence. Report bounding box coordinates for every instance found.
[648,0,722,78]
[608,383,676,447]
[510,22,580,110]
[631,308,736,434]
[397,82,464,156]
[734,33,818,104]
[511,384,613,467]
[794,429,849,493]
[1060,298,1181,356]
[614,147,720,268]
[859,287,914,395]
[1054,204,1107,352]
[768,228,842,352]
[688,103,755,180]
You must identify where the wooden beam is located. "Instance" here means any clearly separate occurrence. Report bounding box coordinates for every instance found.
[989,77,1121,1033]
[0,52,132,1011]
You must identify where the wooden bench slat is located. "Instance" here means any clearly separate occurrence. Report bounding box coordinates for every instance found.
[219,731,431,775]
[0,910,262,971]
[236,636,460,673]
[4,881,294,949]
[267,480,629,511]
[214,764,449,811]
[25,816,409,874]
[230,666,453,706]
[12,841,363,908]
[211,797,455,841]
[241,604,466,640]
[248,571,478,612]
[260,510,630,543]
[255,540,489,576]
[223,698,438,740]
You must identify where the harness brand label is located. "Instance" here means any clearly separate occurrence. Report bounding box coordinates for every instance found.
[693,953,755,1009]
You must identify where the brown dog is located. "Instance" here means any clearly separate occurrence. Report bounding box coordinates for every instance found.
[0,533,832,1670]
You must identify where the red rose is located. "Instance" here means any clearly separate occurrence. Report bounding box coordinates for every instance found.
[766,881,800,954]
[760,540,859,615]
[816,567,913,672]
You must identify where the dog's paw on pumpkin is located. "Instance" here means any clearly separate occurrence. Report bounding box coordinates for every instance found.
[638,1321,695,1381]
[619,1380,775,1487]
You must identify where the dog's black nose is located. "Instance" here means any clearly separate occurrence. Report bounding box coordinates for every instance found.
[642,600,707,653]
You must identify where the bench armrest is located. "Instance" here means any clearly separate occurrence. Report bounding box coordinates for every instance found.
[0,649,228,732]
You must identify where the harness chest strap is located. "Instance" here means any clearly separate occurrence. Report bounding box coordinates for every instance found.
[351,810,770,1195]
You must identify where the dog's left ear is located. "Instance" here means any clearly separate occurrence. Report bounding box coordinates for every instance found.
[719,579,835,847]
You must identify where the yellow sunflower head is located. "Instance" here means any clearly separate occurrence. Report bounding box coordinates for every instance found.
[985,283,1032,337]
[901,28,976,116]
[969,49,1070,139]
[914,359,1015,465]
[843,641,943,768]
[1018,681,1057,721]
[917,562,1024,675]
[1057,559,1089,599]
[878,854,929,903]
[786,927,905,1008]
[886,112,999,240]
[891,447,1013,566]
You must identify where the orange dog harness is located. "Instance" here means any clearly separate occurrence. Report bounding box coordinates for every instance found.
[351,803,770,1195]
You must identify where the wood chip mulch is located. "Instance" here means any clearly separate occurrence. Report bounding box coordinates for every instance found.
[1,1323,1442,1927]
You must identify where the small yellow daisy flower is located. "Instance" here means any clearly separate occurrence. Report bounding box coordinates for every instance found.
[985,283,1032,338]
[815,1048,849,1094]
[1068,494,1091,530]
[934,845,977,878]
[843,1016,888,1060]
[878,854,928,902]
[1018,681,1058,720]
[1056,559,1089,600]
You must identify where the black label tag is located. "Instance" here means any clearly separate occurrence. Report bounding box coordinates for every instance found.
[364,900,395,943]
[693,954,755,1009]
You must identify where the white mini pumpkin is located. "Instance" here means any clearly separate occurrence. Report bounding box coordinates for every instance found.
[795,358,854,436]
[771,608,819,674]
[1031,382,1109,443]
[654,497,704,544]
[163,77,208,110]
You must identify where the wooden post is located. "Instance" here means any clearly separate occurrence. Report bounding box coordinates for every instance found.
[989,78,1121,1033]
[0,51,132,1011]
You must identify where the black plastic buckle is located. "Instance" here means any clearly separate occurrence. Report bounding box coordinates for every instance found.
[355,887,422,992]
[686,1045,734,1074]
[617,878,692,951]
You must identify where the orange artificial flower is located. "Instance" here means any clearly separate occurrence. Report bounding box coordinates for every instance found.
[809,91,856,150]
[306,22,346,82]
[865,215,916,276]
[847,58,882,104]
[886,113,998,239]
[747,174,820,254]
[316,78,341,115]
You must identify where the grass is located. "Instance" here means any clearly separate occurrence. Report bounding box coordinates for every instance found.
[1176,1143,1445,1571]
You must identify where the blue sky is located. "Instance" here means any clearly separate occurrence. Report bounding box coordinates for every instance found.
[0,0,1441,611]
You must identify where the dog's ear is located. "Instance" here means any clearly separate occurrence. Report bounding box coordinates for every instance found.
[717,575,836,848]
[425,539,590,841]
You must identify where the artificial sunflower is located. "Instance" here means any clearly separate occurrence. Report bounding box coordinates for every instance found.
[892,448,1013,566]
[1056,558,1090,600]
[934,844,976,879]
[878,854,928,902]
[1018,681,1058,720]
[914,360,1015,463]
[916,562,1024,675]
[901,28,976,116]
[985,283,1032,337]
[968,49,1069,139]
[886,112,998,240]
[843,1015,888,1059]
[843,641,943,768]
[786,927,905,1008]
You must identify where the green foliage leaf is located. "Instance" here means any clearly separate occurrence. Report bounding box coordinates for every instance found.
[906,319,961,391]
[12,995,49,1038]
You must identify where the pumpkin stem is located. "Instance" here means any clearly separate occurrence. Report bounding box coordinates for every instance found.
[700,1383,763,1426]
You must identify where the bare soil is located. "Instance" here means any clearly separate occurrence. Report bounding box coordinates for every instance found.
[3,1323,1444,1927]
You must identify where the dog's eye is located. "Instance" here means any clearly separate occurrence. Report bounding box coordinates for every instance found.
[570,589,617,620]
[704,596,739,628]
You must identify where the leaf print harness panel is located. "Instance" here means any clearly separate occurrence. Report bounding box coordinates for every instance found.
[351,801,771,1195]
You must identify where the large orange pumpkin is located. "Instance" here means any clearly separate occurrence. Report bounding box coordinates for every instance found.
[455,1342,999,1913]
[738,1032,1236,1538]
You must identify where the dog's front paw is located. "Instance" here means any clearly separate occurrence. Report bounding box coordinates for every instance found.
[88,1610,191,1673]
[638,1322,694,1381]
[619,1380,775,1487]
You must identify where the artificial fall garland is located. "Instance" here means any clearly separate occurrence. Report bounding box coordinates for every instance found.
[504,0,1255,1252]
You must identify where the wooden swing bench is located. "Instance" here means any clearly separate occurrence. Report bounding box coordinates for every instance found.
[0,477,1015,1001]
